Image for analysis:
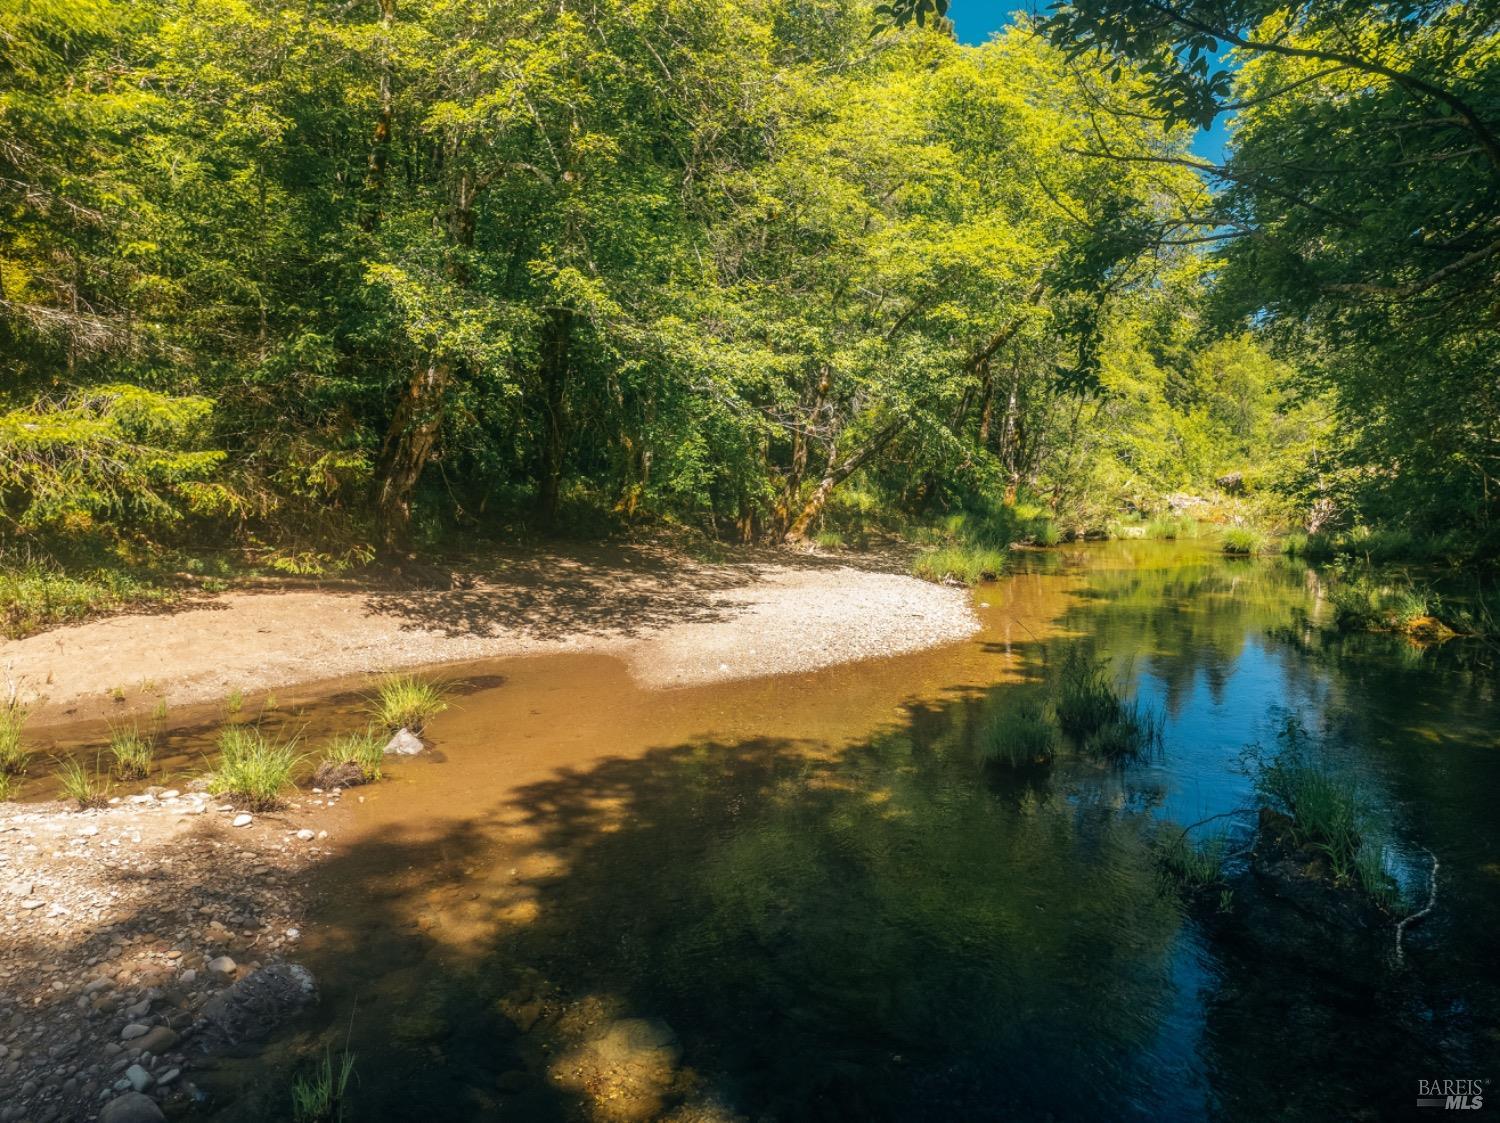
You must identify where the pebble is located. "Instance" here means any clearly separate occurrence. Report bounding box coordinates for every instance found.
[207,955,237,976]
[295,829,315,841]
[20,899,44,910]
[231,814,253,828]
[124,1063,152,1092]
[119,1025,149,1041]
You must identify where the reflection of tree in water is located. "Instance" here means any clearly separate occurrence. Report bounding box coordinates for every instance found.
[493,718,1185,1120]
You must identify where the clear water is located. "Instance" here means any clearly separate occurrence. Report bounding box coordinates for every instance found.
[196,541,1500,1121]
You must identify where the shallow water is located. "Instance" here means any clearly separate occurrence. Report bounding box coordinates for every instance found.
[192,541,1498,1121]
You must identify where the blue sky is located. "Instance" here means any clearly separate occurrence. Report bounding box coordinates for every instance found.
[947,1,1230,162]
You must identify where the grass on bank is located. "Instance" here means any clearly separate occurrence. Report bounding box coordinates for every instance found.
[291,1048,358,1123]
[0,560,178,640]
[0,702,30,775]
[911,545,1007,585]
[57,755,112,809]
[108,722,154,779]
[1145,515,1200,540]
[978,697,1060,768]
[208,725,301,810]
[367,674,452,734]
[1220,526,1268,555]
[0,772,17,801]
[319,729,386,783]
[1328,574,1442,635]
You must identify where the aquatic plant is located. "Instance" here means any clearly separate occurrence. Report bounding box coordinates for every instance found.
[368,673,452,734]
[1329,575,1441,634]
[208,725,301,810]
[57,755,111,809]
[978,697,1059,768]
[1220,526,1267,555]
[1083,701,1164,761]
[108,722,154,779]
[319,729,386,783]
[1053,648,1119,738]
[291,1048,357,1123]
[0,701,29,775]
[1158,830,1229,890]
[910,546,1006,585]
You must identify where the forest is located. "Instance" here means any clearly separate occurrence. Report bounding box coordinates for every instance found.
[2,0,1497,622]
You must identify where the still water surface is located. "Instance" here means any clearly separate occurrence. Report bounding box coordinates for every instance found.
[205,541,1499,1121]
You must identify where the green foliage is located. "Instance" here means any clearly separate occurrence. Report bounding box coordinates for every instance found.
[1328,575,1439,634]
[208,726,301,810]
[1158,831,1228,891]
[978,697,1059,768]
[912,546,1006,585]
[320,730,386,784]
[56,755,111,809]
[0,559,176,639]
[0,703,30,775]
[107,723,153,780]
[291,1049,357,1123]
[368,675,451,734]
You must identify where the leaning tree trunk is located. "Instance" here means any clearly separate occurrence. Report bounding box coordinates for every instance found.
[784,418,908,542]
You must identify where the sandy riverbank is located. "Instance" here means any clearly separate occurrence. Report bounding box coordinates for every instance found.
[2,546,978,724]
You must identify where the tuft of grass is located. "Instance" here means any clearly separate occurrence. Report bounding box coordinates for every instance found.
[368,674,452,734]
[978,697,1059,768]
[1221,526,1268,555]
[291,1048,358,1123]
[225,688,245,716]
[1083,701,1164,761]
[1146,515,1198,540]
[320,729,386,783]
[812,530,845,551]
[57,755,111,809]
[108,723,154,780]
[911,545,1006,585]
[1159,831,1229,890]
[0,701,30,775]
[1054,648,1119,739]
[0,561,175,639]
[208,725,301,810]
[0,771,17,801]
[1329,575,1442,634]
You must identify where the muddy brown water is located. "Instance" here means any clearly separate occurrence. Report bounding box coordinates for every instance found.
[25,542,1500,1120]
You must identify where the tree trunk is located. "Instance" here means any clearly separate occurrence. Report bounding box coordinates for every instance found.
[361,0,396,231]
[775,365,830,537]
[785,418,908,542]
[374,358,451,550]
[535,308,573,525]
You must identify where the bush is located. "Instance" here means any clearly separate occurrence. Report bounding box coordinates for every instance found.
[0,702,29,775]
[911,546,1006,585]
[57,755,111,809]
[978,697,1059,768]
[108,723,154,779]
[1221,526,1267,555]
[208,725,301,810]
[319,729,386,783]
[368,674,452,734]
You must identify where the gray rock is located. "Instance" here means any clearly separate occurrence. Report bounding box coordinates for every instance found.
[206,956,236,977]
[135,1026,179,1055]
[124,1063,153,1091]
[383,728,425,756]
[99,1092,165,1123]
[191,963,317,1053]
[231,813,252,828]
[119,1024,149,1041]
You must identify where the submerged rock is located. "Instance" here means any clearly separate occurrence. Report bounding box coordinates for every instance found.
[311,760,367,788]
[190,963,317,1053]
[548,1017,682,1122]
[384,728,425,756]
[99,1091,165,1123]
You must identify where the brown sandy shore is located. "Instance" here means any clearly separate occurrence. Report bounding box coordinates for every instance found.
[0,545,978,1123]
[2,544,978,725]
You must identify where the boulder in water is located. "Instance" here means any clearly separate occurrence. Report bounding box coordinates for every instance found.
[384,728,425,756]
[190,962,317,1052]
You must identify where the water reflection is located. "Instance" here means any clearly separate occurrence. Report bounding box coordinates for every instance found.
[197,543,1499,1122]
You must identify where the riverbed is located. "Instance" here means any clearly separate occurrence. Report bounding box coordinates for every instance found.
[23,540,1500,1121]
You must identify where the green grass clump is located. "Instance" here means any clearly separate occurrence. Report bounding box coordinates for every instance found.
[108,723,154,779]
[911,546,1006,585]
[978,697,1059,768]
[1221,526,1267,555]
[1083,701,1164,761]
[1146,515,1198,540]
[320,729,386,783]
[1159,831,1229,890]
[812,530,845,550]
[57,755,112,809]
[0,702,30,775]
[208,725,301,810]
[1053,648,1119,739]
[368,674,452,734]
[0,562,174,639]
[1329,575,1440,633]
[0,771,17,801]
[291,1048,357,1123]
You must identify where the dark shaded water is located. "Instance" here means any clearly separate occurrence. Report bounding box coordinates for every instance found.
[201,542,1499,1121]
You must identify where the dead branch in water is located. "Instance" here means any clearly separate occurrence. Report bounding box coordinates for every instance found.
[1394,847,1439,965]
